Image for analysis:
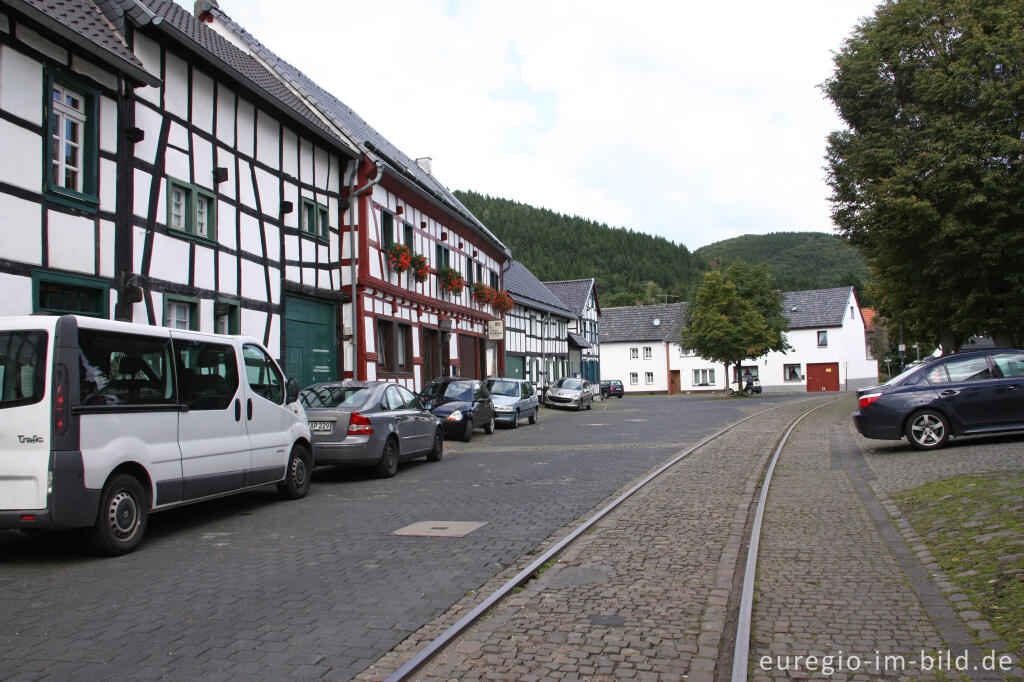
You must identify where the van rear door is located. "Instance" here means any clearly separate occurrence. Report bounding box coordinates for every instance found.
[0,319,55,513]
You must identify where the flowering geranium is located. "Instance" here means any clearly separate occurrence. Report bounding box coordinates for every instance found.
[384,243,413,273]
[471,282,494,306]
[410,253,429,283]
[438,266,465,295]
[491,290,514,314]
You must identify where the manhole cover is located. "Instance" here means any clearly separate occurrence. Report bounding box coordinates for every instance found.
[546,562,615,588]
[392,521,487,537]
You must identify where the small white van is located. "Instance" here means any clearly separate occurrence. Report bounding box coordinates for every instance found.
[0,315,312,555]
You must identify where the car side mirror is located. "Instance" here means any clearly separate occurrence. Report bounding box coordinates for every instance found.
[286,377,299,403]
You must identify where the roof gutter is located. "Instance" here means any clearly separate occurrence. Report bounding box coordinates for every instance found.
[1,0,160,86]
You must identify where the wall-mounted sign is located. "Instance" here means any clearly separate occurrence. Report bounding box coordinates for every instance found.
[487,320,504,341]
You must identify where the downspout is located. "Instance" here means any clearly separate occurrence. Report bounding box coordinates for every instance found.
[346,158,383,379]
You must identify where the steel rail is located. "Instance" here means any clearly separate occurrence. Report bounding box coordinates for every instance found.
[384,396,825,682]
[730,401,835,682]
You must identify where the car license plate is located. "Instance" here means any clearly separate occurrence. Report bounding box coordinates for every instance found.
[309,421,332,432]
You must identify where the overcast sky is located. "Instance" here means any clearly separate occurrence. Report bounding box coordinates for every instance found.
[202,0,881,250]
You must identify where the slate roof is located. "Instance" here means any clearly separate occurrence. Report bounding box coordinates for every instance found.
[599,303,688,344]
[200,2,509,256]
[567,332,592,349]
[136,0,351,151]
[599,286,856,345]
[543,278,599,318]
[782,286,854,329]
[502,261,573,318]
[4,0,158,84]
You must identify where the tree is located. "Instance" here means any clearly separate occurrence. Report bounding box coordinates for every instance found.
[825,0,1024,351]
[681,262,791,393]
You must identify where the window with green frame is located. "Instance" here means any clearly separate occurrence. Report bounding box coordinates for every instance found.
[301,198,329,240]
[32,271,109,317]
[45,70,99,210]
[164,296,198,331]
[403,222,414,247]
[381,209,394,247]
[168,179,217,241]
[434,244,450,268]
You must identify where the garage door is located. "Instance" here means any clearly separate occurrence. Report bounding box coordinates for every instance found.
[505,355,525,379]
[284,295,337,389]
[806,362,839,392]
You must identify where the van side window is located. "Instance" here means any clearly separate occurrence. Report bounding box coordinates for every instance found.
[174,340,239,410]
[242,344,284,404]
[78,330,175,406]
[0,331,48,409]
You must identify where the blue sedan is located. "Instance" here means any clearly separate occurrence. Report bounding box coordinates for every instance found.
[853,349,1024,450]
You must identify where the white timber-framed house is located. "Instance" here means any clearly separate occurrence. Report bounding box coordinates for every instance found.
[544,278,601,384]
[600,286,878,394]
[501,260,572,388]
[202,1,512,391]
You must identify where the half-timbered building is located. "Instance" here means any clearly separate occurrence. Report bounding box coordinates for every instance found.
[0,0,157,319]
[544,278,601,384]
[501,260,572,388]
[202,2,512,391]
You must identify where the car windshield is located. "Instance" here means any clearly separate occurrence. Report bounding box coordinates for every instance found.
[422,381,473,402]
[555,378,582,390]
[485,380,519,397]
[300,385,373,409]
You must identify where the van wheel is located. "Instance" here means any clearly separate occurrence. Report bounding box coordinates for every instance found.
[85,474,148,556]
[278,444,311,499]
[376,437,399,478]
[427,429,444,462]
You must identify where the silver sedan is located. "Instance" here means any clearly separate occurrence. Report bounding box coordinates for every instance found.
[300,381,443,478]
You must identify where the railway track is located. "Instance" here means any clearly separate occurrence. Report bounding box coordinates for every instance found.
[379,397,837,681]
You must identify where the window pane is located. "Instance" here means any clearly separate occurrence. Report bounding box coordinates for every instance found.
[943,356,992,382]
[0,331,48,408]
[196,196,210,237]
[65,119,79,144]
[992,352,1024,378]
[78,330,175,406]
[243,344,284,403]
[175,341,239,410]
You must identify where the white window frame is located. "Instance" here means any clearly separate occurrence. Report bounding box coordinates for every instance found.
[629,372,638,385]
[693,368,715,386]
[50,83,86,193]
[630,347,638,359]
[645,371,654,384]
[643,346,652,359]
[817,330,828,347]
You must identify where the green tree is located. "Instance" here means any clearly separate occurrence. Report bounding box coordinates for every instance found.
[825,0,1024,351]
[681,262,791,393]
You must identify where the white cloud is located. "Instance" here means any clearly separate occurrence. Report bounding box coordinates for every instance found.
[203,0,880,249]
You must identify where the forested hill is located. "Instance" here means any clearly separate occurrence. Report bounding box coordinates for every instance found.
[693,232,870,294]
[454,190,869,307]
[455,190,699,305]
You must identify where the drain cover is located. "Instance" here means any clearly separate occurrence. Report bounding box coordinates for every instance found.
[392,521,487,537]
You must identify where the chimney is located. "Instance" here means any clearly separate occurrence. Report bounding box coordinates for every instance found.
[415,157,433,175]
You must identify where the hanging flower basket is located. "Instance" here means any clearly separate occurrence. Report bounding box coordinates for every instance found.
[384,243,413,273]
[410,253,429,283]
[491,290,514,314]
[438,266,465,296]
[471,282,494,306]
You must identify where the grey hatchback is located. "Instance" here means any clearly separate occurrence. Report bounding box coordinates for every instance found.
[300,381,443,477]
[484,377,540,428]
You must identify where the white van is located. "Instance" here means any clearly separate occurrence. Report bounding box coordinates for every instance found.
[0,315,312,555]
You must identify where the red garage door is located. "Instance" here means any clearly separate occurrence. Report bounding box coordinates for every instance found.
[806,362,840,392]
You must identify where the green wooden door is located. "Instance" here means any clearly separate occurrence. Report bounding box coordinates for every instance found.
[505,355,525,379]
[284,295,336,389]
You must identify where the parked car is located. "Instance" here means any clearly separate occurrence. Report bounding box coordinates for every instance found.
[0,315,311,555]
[853,349,1024,450]
[418,377,496,442]
[483,377,540,428]
[300,381,442,478]
[545,377,594,411]
[600,379,624,399]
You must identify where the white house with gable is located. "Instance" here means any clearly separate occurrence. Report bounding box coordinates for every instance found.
[600,286,878,393]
